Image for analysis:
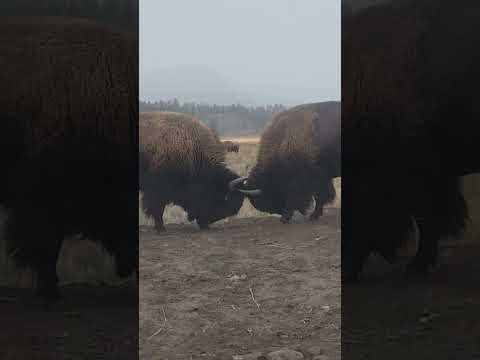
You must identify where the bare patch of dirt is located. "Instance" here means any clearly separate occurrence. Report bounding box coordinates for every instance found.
[343,240,480,359]
[139,208,341,360]
[0,285,137,360]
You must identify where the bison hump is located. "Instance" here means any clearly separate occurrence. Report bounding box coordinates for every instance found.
[140,112,225,173]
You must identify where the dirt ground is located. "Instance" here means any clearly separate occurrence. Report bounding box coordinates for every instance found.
[139,208,341,360]
[0,285,137,360]
[343,239,480,359]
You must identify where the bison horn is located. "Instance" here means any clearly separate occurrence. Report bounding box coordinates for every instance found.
[238,188,263,197]
[228,177,264,197]
[228,177,248,192]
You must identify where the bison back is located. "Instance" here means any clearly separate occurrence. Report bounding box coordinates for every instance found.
[139,111,225,179]
[0,17,138,165]
[257,102,340,175]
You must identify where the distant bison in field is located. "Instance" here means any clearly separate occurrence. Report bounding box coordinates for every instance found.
[342,0,480,281]
[139,112,245,231]
[233,102,340,223]
[221,140,240,153]
[0,17,138,300]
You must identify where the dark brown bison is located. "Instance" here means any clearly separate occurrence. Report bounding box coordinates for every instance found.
[0,17,138,301]
[139,112,245,231]
[234,102,340,223]
[342,0,480,281]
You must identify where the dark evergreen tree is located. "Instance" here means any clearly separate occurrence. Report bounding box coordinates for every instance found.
[139,99,287,136]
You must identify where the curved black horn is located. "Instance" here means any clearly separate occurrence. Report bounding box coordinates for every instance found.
[228,176,263,196]
[238,188,263,197]
[228,176,248,192]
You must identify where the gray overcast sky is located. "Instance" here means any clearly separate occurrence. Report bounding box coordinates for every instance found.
[140,0,340,106]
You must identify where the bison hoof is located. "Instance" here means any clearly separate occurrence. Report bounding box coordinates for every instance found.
[309,214,320,222]
[405,261,431,278]
[198,222,210,230]
[155,224,166,233]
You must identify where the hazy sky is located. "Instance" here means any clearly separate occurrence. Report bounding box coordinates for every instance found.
[140,1,340,106]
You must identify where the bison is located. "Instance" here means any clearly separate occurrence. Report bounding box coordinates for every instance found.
[139,111,246,231]
[342,0,480,281]
[0,17,138,301]
[233,102,340,223]
[221,140,240,153]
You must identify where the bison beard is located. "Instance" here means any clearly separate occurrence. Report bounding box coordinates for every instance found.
[0,18,138,301]
[342,0,480,281]
[237,102,340,223]
[139,112,246,231]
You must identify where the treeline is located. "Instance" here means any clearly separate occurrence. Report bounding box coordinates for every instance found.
[140,99,287,136]
[0,0,138,31]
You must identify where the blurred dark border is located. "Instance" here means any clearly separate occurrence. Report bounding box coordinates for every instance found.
[0,0,138,31]
[0,1,138,359]
[342,0,480,359]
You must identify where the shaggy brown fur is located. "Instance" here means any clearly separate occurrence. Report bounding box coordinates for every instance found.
[139,112,245,231]
[342,0,479,281]
[240,102,340,223]
[0,17,138,301]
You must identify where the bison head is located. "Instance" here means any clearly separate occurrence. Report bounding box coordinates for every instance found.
[185,168,246,229]
[228,176,286,214]
[230,172,314,222]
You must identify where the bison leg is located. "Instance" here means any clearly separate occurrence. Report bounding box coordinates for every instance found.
[310,195,324,220]
[197,220,210,230]
[154,206,166,233]
[341,207,371,282]
[311,179,336,221]
[280,207,294,223]
[406,216,439,277]
[36,242,63,302]
[34,225,64,301]
[7,210,64,301]
[142,192,166,232]
[148,201,166,232]
[342,240,370,283]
